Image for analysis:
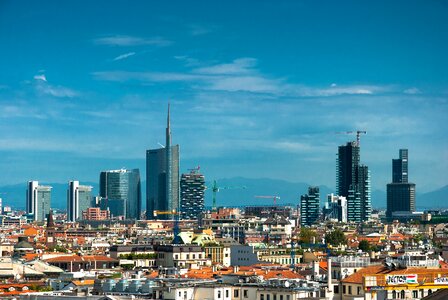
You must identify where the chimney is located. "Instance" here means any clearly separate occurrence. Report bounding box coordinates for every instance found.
[327,257,332,292]
[312,260,319,277]
[233,266,239,273]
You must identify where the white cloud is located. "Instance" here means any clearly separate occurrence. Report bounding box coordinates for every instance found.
[94,35,172,47]
[113,52,136,61]
[403,87,421,94]
[188,24,213,36]
[93,57,392,96]
[193,58,257,75]
[33,74,78,98]
[33,74,47,82]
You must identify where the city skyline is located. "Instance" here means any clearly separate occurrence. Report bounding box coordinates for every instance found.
[0,1,447,193]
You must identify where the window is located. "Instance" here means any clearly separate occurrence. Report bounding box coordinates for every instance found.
[218,290,221,298]
[243,290,248,298]
[286,296,290,300]
[400,290,405,298]
[392,290,397,299]
[273,295,277,300]
[260,294,264,300]
[413,291,418,298]
[234,290,239,298]
[343,285,346,294]
[348,286,352,295]
[357,286,361,295]
[225,290,229,298]
[280,296,283,300]
[334,285,339,294]
[193,254,195,259]
[267,295,270,300]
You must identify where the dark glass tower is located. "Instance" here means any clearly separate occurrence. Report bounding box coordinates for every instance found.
[300,186,320,226]
[387,149,415,218]
[336,142,371,222]
[99,169,141,219]
[146,104,180,220]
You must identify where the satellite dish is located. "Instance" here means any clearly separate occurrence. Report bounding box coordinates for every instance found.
[284,281,290,288]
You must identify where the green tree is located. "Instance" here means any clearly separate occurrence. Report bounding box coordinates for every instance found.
[299,228,317,244]
[326,229,346,246]
[358,240,370,252]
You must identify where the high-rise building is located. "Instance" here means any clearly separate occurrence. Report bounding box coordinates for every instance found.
[180,169,205,220]
[324,194,347,222]
[26,181,52,222]
[392,149,408,183]
[300,186,320,226]
[387,149,416,219]
[99,169,141,219]
[336,142,371,222]
[146,104,180,220]
[67,181,93,222]
[347,188,362,223]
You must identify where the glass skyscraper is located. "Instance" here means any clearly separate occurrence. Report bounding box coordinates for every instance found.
[146,104,180,220]
[300,186,320,226]
[67,181,93,222]
[99,169,141,219]
[336,141,371,222]
[26,181,52,222]
[387,149,416,219]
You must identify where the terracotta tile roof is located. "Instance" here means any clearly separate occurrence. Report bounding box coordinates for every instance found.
[44,255,117,263]
[342,265,448,285]
[72,280,95,286]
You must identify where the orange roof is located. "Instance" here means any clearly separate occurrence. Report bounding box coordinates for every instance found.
[44,255,117,263]
[342,265,448,284]
[72,280,95,286]
[319,261,328,271]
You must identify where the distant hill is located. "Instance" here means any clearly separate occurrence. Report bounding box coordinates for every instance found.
[417,185,448,209]
[1,178,446,211]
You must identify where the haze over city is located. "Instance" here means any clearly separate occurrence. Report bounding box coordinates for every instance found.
[0,0,447,193]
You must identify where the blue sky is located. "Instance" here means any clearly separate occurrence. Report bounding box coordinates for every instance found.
[0,1,447,194]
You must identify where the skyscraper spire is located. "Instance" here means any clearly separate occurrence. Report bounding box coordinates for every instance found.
[166,102,173,215]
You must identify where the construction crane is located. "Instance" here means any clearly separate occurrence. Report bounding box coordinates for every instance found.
[254,195,281,205]
[207,180,247,211]
[336,130,367,146]
[187,165,201,174]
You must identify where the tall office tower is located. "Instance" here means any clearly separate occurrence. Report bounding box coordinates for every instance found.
[67,181,93,222]
[324,194,347,222]
[146,104,180,220]
[26,181,52,222]
[347,187,362,223]
[387,149,416,219]
[99,169,141,219]
[300,186,320,226]
[180,169,205,220]
[357,164,372,221]
[336,142,371,222]
[392,149,408,183]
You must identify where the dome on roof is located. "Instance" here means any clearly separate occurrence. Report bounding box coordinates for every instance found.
[14,236,34,250]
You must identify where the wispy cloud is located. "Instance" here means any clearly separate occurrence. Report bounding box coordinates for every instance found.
[188,24,213,36]
[403,87,421,94]
[33,74,78,98]
[94,35,172,47]
[193,58,257,75]
[33,74,47,82]
[93,57,388,96]
[113,52,136,61]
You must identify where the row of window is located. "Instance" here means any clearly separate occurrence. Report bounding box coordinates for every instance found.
[259,294,291,300]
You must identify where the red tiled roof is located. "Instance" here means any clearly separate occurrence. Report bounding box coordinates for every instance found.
[44,255,117,263]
